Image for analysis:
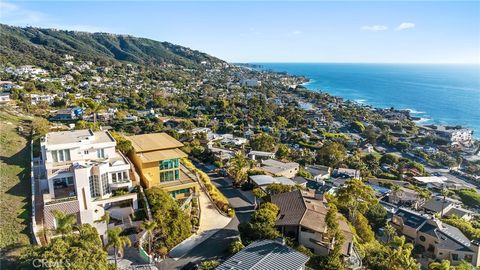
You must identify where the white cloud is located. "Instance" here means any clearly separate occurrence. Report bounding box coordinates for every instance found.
[0,1,45,24]
[361,25,388,32]
[0,1,19,15]
[396,22,415,31]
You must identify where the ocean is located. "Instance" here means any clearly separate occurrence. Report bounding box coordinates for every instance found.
[257,63,480,135]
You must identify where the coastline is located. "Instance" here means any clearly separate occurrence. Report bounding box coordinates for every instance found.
[256,63,480,137]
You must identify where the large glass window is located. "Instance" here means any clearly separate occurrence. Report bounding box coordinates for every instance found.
[101,173,109,195]
[160,159,179,170]
[111,171,129,183]
[89,175,100,197]
[51,149,71,162]
[53,176,74,189]
[160,170,180,182]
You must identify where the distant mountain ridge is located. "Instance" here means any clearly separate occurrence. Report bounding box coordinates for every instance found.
[0,24,225,68]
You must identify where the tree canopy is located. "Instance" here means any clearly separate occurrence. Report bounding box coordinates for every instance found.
[146,187,192,250]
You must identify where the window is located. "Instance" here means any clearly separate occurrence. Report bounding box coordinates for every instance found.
[170,188,190,198]
[301,226,316,233]
[464,254,473,263]
[160,170,180,182]
[53,176,74,189]
[51,149,71,162]
[452,254,459,261]
[160,159,179,170]
[66,176,74,185]
[111,171,129,183]
[419,236,426,242]
[89,175,100,197]
[101,173,109,195]
[84,150,89,155]
[97,149,105,158]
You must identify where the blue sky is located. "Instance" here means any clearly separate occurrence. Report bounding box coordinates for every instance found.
[1,1,479,63]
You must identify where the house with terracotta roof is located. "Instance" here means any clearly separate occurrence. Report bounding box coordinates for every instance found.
[271,190,360,267]
[127,133,199,199]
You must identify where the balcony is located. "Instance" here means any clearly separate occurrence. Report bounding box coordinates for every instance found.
[43,187,77,205]
[110,179,132,189]
[53,184,76,198]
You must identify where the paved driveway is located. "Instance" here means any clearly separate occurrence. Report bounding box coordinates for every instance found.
[156,164,254,270]
[168,190,232,259]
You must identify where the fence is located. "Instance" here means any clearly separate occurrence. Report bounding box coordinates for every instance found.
[30,137,42,245]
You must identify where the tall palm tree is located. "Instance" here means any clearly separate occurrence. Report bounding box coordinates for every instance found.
[106,227,132,268]
[140,220,157,254]
[51,210,77,239]
[87,102,106,124]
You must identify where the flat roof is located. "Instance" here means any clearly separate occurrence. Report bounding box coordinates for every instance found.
[44,129,114,146]
[128,133,184,153]
[138,148,187,163]
[250,175,296,187]
[413,176,447,183]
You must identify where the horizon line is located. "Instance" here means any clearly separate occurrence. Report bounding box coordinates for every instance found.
[238,61,480,65]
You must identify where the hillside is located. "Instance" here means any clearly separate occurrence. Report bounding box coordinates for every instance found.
[0,24,225,69]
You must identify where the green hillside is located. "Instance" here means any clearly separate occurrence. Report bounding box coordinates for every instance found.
[0,24,224,69]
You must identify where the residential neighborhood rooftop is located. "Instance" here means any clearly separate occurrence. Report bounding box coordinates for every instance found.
[43,129,114,145]
[128,132,184,152]
[137,148,187,163]
[216,239,309,270]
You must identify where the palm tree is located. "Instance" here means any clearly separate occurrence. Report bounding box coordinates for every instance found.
[140,220,157,254]
[76,98,105,124]
[228,151,250,185]
[387,236,420,270]
[87,102,106,124]
[384,223,397,244]
[106,227,132,268]
[51,210,77,239]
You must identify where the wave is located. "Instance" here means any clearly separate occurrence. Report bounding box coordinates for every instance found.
[414,117,432,124]
[354,99,368,104]
[405,108,426,114]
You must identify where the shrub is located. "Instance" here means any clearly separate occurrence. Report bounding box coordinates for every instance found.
[442,215,480,240]
[229,240,245,255]
[456,189,480,209]
[200,260,220,270]
[182,158,231,215]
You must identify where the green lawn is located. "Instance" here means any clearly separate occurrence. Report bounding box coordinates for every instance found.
[0,110,32,262]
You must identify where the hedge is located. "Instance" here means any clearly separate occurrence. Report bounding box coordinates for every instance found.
[182,158,232,215]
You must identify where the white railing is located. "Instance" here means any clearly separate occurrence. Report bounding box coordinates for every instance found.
[30,138,42,245]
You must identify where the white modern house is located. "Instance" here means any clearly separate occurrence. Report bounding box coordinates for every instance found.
[29,93,57,105]
[36,129,139,241]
